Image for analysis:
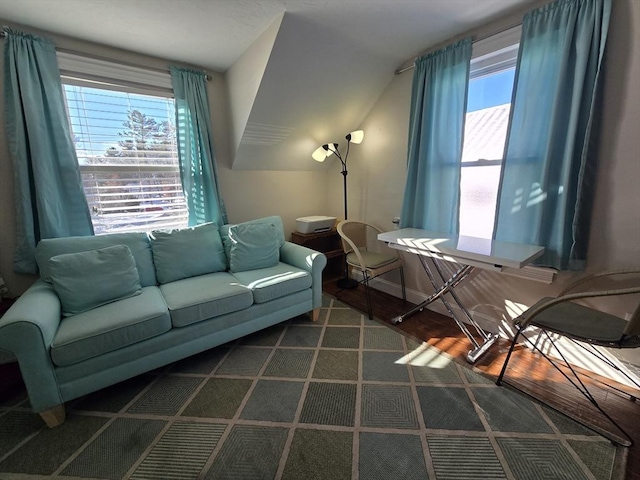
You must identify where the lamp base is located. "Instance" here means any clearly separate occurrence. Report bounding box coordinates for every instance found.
[337,277,358,290]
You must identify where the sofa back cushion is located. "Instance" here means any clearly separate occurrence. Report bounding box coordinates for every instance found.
[220,216,285,268]
[150,222,227,284]
[49,245,143,316]
[228,222,280,273]
[36,232,157,287]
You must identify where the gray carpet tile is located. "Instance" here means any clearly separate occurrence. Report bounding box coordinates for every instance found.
[321,326,361,349]
[205,424,288,479]
[359,432,428,480]
[239,325,285,346]
[417,386,485,431]
[240,380,304,423]
[169,346,229,373]
[73,374,155,413]
[428,436,506,479]
[127,375,203,416]
[363,326,405,350]
[0,414,107,475]
[262,348,314,378]
[299,382,357,427]
[472,386,554,434]
[279,325,322,347]
[327,308,362,325]
[0,410,45,458]
[321,295,333,308]
[312,349,359,381]
[362,351,410,382]
[497,437,588,480]
[405,337,425,351]
[130,421,226,479]
[568,439,618,480]
[361,385,419,429]
[61,417,166,479]
[216,346,272,376]
[411,360,463,384]
[462,366,494,384]
[543,407,599,436]
[289,311,319,325]
[282,428,353,480]
[181,377,253,419]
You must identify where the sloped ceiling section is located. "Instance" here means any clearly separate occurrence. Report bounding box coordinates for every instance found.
[227,12,396,171]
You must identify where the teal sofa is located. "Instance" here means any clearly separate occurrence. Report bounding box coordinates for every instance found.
[0,216,326,427]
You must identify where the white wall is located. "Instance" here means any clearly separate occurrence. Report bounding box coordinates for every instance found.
[341,0,640,340]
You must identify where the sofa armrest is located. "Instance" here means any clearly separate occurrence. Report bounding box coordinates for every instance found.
[280,241,327,309]
[0,279,64,412]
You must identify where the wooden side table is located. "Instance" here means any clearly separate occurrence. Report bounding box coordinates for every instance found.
[291,230,345,283]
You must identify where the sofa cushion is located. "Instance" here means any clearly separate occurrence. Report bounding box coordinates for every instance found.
[228,222,280,273]
[160,272,254,327]
[231,262,311,304]
[220,216,285,268]
[36,232,157,287]
[51,286,171,367]
[150,223,227,284]
[49,245,142,317]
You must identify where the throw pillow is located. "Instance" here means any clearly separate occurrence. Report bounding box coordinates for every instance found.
[49,244,142,317]
[150,222,227,284]
[228,222,280,273]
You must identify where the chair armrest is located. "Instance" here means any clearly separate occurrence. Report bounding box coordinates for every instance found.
[559,269,640,296]
[0,280,64,412]
[280,241,327,309]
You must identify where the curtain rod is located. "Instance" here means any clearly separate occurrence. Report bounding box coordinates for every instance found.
[1,28,211,80]
[394,21,522,75]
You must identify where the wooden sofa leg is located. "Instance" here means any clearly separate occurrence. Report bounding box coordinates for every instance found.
[312,309,320,322]
[39,404,66,427]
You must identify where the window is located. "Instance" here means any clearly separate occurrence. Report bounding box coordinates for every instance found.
[459,28,520,239]
[59,53,188,234]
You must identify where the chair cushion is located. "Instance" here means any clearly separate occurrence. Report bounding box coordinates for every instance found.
[347,251,397,269]
[231,262,311,304]
[51,286,171,367]
[228,222,280,273]
[150,223,227,284]
[160,272,254,327]
[36,232,157,287]
[49,245,142,317]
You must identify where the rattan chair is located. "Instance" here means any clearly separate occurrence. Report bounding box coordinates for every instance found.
[337,220,406,319]
[496,269,640,446]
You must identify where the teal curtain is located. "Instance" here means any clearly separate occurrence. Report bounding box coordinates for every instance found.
[493,0,611,270]
[399,38,472,233]
[4,29,93,274]
[170,67,227,226]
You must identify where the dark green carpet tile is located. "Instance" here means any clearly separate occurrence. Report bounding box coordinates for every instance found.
[411,359,464,384]
[363,326,405,350]
[0,414,107,475]
[312,349,359,381]
[321,326,360,349]
[568,439,618,479]
[359,432,428,480]
[282,428,353,480]
[497,437,588,480]
[361,385,419,429]
[262,348,314,378]
[216,346,272,376]
[205,424,288,479]
[462,366,494,384]
[61,417,166,479]
[299,382,357,427]
[127,375,203,416]
[279,325,322,347]
[169,346,229,374]
[289,312,317,325]
[0,410,44,458]
[327,308,362,325]
[472,386,553,434]
[362,351,410,382]
[130,421,226,479]
[181,377,252,419]
[544,406,599,436]
[239,325,285,346]
[240,380,304,423]
[73,374,155,413]
[428,436,506,479]
[417,386,485,431]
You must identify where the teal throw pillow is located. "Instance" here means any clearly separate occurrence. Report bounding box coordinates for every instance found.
[49,244,142,317]
[229,222,280,273]
[150,222,227,284]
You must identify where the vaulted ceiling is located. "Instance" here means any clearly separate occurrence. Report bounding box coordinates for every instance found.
[0,0,535,170]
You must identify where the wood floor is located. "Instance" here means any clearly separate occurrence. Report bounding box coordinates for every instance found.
[323,280,640,480]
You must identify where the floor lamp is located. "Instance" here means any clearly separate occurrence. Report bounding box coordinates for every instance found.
[312,130,364,289]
